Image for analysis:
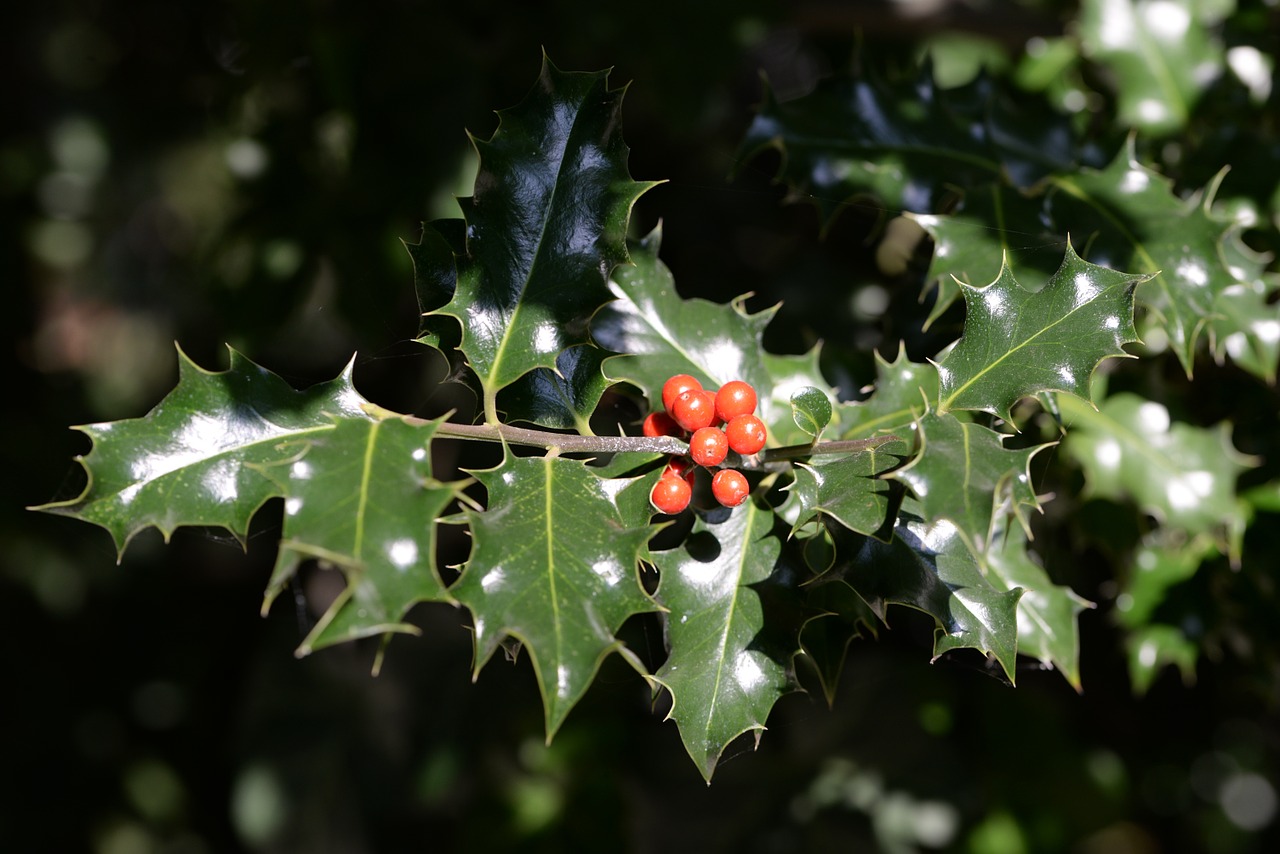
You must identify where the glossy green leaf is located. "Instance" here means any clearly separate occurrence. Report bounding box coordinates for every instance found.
[1127,624,1198,694]
[764,351,841,446]
[1058,391,1255,545]
[798,579,880,707]
[739,66,1076,220]
[258,416,456,656]
[35,347,368,555]
[983,523,1092,690]
[496,344,612,431]
[790,386,832,439]
[844,505,1023,682]
[908,187,1061,328]
[1212,279,1280,384]
[936,244,1143,420]
[650,501,800,782]
[1048,146,1240,375]
[1114,534,1216,631]
[893,413,1049,555]
[787,438,910,538]
[450,454,659,740]
[426,56,657,415]
[837,344,937,440]
[407,219,466,351]
[1078,0,1225,135]
[597,228,833,445]
[1243,481,1280,514]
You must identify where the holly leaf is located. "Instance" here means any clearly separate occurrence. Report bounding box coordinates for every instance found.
[763,351,842,447]
[837,343,937,440]
[936,243,1144,420]
[1058,391,1255,546]
[1212,279,1280,384]
[597,228,832,445]
[789,386,832,439]
[258,415,456,657]
[787,438,910,538]
[407,219,465,351]
[738,65,1075,220]
[893,413,1049,555]
[34,347,368,555]
[1114,534,1217,630]
[1128,624,1198,694]
[798,579,880,707]
[450,454,659,740]
[1048,146,1240,375]
[843,505,1023,682]
[1078,0,1225,135]
[426,56,657,410]
[495,344,613,431]
[909,187,1062,328]
[983,523,1092,690]
[650,501,801,782]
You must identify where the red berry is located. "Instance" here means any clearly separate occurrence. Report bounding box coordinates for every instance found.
[664,457,697,486]
[715,380,757,422]
[662,375,702,415]
[726,414,767,455]
[650,474,692,515]
[712,469,750,507]
[643,411,681,438]
[689,426,729,467]
[671,389,717,432]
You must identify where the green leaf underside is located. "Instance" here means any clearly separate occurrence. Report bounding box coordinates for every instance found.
[788,438,910,538]
[1058,391,1253,542]
[651,502,800,782]
[451,454,658,740]
[427,56,657,407]
[36,347,368,555]
[983,523,1091,690]
[260,416,456,654]
[894,414,1047,555]
[937,244,1142,420]
[845,506,1022,682]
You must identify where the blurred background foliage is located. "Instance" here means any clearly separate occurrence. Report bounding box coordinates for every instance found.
[4,1,1280,852]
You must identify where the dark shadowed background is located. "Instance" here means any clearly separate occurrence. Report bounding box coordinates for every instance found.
[4,2,1280,852]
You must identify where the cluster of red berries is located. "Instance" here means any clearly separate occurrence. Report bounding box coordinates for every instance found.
[647,374,767,515]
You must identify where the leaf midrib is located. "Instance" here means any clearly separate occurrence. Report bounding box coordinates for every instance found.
[483,88,596,401]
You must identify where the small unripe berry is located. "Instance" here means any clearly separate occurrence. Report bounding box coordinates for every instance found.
[662,375,702,415]
[650,474,692,515]
[671,389,717,432]
[689,426,729,467]
[643,411,681,438]
[711,469,750,507]
[715,380,757,422]
[725,414,767,455]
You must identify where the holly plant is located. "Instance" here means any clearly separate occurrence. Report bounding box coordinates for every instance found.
[35,45,1276,781]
